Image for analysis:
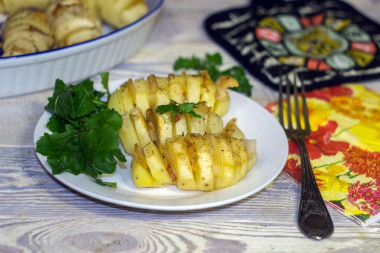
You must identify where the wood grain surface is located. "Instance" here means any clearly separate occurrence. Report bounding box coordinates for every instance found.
[1,0,380,252]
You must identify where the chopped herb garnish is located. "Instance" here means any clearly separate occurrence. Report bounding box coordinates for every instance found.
[156,101,202,122]
[174,52,253,96]
[36,73,126,188]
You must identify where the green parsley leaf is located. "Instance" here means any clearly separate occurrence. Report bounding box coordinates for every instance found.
[96,179,117,188]
[36,73,126,187]
[174,56,203,71]
[156,101,202,122]
[173,52,253,96]
[46,114,66,133]
[205,52,222,66]
[155,103,177,115]
[100,72,110,97]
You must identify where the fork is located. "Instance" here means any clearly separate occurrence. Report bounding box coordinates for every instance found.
[278,74,334,240]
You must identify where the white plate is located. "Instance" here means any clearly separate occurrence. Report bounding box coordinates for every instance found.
[33,80,288,211]
[0,0,164,98]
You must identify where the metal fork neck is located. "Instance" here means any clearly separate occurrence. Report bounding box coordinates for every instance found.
[295,138,334,240]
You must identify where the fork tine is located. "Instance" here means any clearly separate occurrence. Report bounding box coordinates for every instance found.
[299,74,310,133]
[285,76,293,130]
[278,75,284,127]
[293,75,302,130]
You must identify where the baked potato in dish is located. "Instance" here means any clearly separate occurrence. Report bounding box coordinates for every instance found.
[0,0,150,56]
[97,0,148,28]
[46,0,102,47]
[0,0,50,13]
[1,9,54,56]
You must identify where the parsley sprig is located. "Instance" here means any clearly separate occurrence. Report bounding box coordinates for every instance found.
[35,73,126,188]
[173,52,253,96]
[156,101,202,122]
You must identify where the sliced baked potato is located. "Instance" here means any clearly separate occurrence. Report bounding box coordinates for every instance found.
[46,0,102,47]
[116,102,244,154]
[0,0,50,13]
[108,70,238,117]
[131,133,257,191]
[1,9,54,57]
[97,0,148,29]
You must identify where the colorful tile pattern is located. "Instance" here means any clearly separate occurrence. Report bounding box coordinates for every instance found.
[205,0,380,90]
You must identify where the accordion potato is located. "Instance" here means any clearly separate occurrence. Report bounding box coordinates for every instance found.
[98,0,148,28]
[46,0,102,47]
[1,9,54,57]
[131,133,257,191]
[115,102,244,155]
[108,70,238,118]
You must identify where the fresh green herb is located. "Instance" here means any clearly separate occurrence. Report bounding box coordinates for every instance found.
[156,101,202,122]
[36,73,126,188]
[174,52,253,96]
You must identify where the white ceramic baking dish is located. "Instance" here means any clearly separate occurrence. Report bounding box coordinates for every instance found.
[0,0,164,98]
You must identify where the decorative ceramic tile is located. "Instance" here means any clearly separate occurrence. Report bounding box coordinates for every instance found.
[205,0,380,90]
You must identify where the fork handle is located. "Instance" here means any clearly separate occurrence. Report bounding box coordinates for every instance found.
[295,138,334,240]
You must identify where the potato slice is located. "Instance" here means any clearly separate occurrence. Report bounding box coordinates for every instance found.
[169,74,186,103]
[133,78,150,116]
[98,0,148,29]
[118,113,139,154]
[1,0,50,13]
[231,137,248,183]
[173,114,187,137]
[125,78,137,108]
[222,118,245,139]
[185,107,207,135]
[165,136,197,190]
[242,139,258,171]
[186,74,202,103]
[154,76,170,106]
[130,107,150,148]
[119,80,135,113]
[131,145,158,188]
[186,134,214,191]
[206,134,235,189]
[107,89,125,115]
[200,70,216,109]
[157,143,176,182]
[55,18,100,46]
[147,75,158,107]
[206,110,224,134]
[155,111,173,145]
[145,108,158,143]
[214,75,238,116]
[143,142,173,186]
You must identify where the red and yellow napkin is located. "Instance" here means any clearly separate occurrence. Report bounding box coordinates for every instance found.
[266,84,380,226]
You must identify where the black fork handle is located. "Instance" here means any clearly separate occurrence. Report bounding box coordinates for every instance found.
[295,138,334,240]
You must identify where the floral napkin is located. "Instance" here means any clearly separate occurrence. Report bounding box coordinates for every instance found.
[265,84,380,226]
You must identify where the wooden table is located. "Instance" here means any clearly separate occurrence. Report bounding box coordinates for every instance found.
[1,0,380,252]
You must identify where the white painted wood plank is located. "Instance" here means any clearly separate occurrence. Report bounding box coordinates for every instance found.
[1,218,379,253]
